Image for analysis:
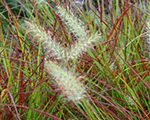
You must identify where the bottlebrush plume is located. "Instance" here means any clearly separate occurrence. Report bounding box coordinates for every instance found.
[67,32,101,60]
[45,60,87,102]
[56,5,101,60]
[24,20,66,60]
[56,5,87,40]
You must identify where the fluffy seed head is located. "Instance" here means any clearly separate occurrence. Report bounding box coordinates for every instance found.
[56,6,101,60]
[45,60,87,102]
[56,5,87,40]
[24,20,66,60]
[67,32,101,60]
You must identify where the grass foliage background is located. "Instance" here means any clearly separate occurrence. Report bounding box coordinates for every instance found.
[0,0,150,119]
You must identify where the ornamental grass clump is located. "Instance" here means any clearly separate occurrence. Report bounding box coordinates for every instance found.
[24,3,102,102]
[1,0,150,119]
[25,4,100,102]
[45,60,86,102]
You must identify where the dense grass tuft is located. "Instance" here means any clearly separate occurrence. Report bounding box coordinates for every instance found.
[0,0,150,119]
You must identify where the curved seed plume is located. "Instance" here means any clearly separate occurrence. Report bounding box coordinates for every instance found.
[67,32,101,60]
[56,6,101,61]
[57,5,87,40]
[25,20,66,61]
[45,60,86,102]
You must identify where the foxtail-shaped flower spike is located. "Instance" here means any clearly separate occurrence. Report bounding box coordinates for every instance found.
[56,5,88,40]
[67,32,101,60]
[25,20,66,60]
[45,60,87,102]
[56,6,101,60]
